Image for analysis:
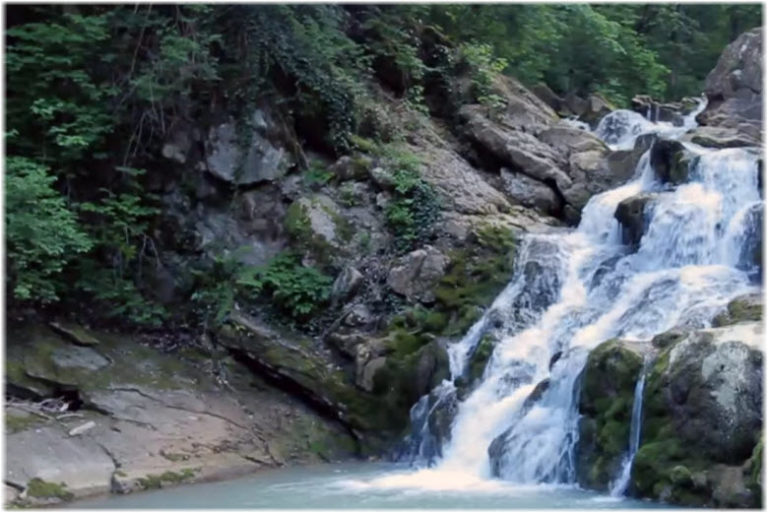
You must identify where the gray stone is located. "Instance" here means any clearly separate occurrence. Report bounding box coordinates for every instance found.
[702,28,762,125]
[205,109,293,185]
[48,322,101,346]
[410,131,511,215]
[330,267,364,305]
[344,304,374,328]
[358,357,387,392]
[682,126,760,149]
[387,246,450,303]
[581,93,614,126]
[650,139,694,184]
[644,322,763,465]
[6,426,115,499]
[500,168,561,214]
[51,346,109,372]
[615,193,656,248]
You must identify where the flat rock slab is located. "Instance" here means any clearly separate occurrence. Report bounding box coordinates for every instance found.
[51,345,109,371]
[6,426,115,498]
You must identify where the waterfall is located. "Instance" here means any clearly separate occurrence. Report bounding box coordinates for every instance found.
[399,95,761,489]
[609,361,649,496]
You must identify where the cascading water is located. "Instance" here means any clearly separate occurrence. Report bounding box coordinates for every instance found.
[609,361,649,497]
[397,97,762,490]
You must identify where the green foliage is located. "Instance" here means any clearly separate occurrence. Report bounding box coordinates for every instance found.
[191,251,332,325]
[458,43,508,111]
[256,253,333,319]
[5,5,220,324]
[304,161,334,186]
[219,5,372,152]
[5,3,757,326]
[5,157,92,302]
[379,146,440,252]
[25,478,74,501]
[414,4,758,105]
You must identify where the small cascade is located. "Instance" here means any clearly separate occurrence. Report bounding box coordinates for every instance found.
[609,360,650,497]
[398,93,761,490]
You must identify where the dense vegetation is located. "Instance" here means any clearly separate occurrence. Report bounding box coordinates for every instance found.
[5,4,760,329]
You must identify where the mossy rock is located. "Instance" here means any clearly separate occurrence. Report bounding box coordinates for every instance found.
[576,339,643,491]
[467,333,495,385]
[25,478,74,502]
[712,294,762,327]
[136,468,198,490]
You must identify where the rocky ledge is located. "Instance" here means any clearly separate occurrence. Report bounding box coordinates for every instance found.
[577,293,764,507]
[5,323,358,507]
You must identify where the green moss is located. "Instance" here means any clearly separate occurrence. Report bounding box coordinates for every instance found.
[26,478,73,501]
[578,339,643,490]
[284,202,312,240]
[136,468,197,490]
[6,413,42,434]
[348,135,379,154]
[467,334,494,384]
[713,296,762,327]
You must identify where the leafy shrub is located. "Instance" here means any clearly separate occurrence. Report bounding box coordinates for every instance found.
[253,252,333,319]
[458,43,508,111]
[379,146,440,252]
[5,157,92,302]
[191,251,333,325]
[304,161,334,186]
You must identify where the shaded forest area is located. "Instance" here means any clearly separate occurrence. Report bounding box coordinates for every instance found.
[5,4,761,330]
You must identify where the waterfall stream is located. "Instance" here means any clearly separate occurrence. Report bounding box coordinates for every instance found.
[399,97,762,491]
[609,361,649,496]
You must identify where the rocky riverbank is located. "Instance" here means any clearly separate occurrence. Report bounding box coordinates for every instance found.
[4,19,763,509]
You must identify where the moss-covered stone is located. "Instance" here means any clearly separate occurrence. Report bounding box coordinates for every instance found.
[576,339,643,491]
[712,294,762,327]
[467,333,495,385]
[25,478,73,502]
[136,468,198,490]
[5,413,42,434]
[630,327,763,507]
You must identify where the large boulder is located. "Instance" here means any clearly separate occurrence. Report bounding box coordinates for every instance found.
[615,193,656,248]
[575,339,645,491]
[459,104,631,224]
[698,28,762,145]
[682,125,761,149]
[631,322,763,507]
[205,109,295,185]
[649,139,695,184]
[500,167,562,215]
[701,28,762,124]
[712,293,763,328]
[387,246,450,303]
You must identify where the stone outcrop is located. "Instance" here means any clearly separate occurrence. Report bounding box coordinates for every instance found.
[698,28,762,145]
[576,339,646,491]
[204,108,295,185]
[681,125,761,149]
[387,246,450,303]
[615,193,656,248]
[649,138,695,184]
[6,322,356,507]
[458,93,633,225]
[631,322,763,507]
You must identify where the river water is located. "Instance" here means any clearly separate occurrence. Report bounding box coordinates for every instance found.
[69,462,664,509]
